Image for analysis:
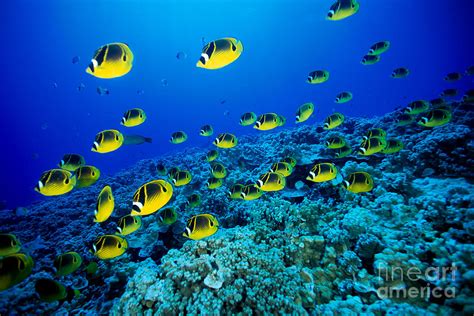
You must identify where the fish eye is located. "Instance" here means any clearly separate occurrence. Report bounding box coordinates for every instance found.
[117,243,122,248]
[115,135,119,141]
[92,172,96,176]
[327,10,334,17]
[65,178,70,184]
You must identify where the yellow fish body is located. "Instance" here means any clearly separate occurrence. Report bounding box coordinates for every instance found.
[91,129,124,153]
[196,38,243,70]
[183,214,219,240]
[200,125,214,137]
[171,170,192,187]
[326,135,346,149]
[418,109,452,127]
[0,253,34,291]
[270,162,293,177]
[186,194,201,208]
[158,208,178,225]
[54,252,82,277]
[381,138,404,154]
[241,185,263,200]
[343,172,374,193]
[296,102,315,123]
[327,0,360,20]
[306,163,338,182]
[444,72,462,81]
[396,113,415,126]
[440,89,458,98]
[362,128,386,141]
[86,42,133,79]
[156,163,167,176]
[211,162,227,179]
[240,112,257,126]
[333,144,353,158]
[58,154,85,171]
[254,113,282,131]
[368,41,390,55]
[361,55,380,65]
[116,215,142,236]
[94,185,114,222]
[228,184,244,199]
[91,235,128,260]
[391,67,409,78]
[307,70,329,84]
[404,100,430,115]
[35,278,79,302]
[0,234,21,257]
[170,131,188,144]
[335,91,353,103]
[205,150,219,162]
[35,169,76,196]
[121,108,146,127]
[167,167,180,180]
[281,157,297,168]
[206,177,223,189]
[323,113,345,130]
[358,137,387,156]
[256,172,286,192]
[76,165,100,188]
[213,133,238,148]
[131,180,173,216]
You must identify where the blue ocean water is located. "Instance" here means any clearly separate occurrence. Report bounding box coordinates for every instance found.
[1,0,472,209]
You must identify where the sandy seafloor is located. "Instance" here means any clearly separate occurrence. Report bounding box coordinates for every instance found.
[0,102,473,315]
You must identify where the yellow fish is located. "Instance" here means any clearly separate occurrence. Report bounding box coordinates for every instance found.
[200,125,214,137]
[0,253,34,291]
[418,109,452,128]
[131,180,173,216]
[444,72,462,81]
[228,184,244,199]
[210,162,227,179]
[58,154,85,171]
[396,113,415,126]
[307,70,329,84]
[35,278,80,302]
[362,128,386,141]
[116,215,142,236]
[323,113,345,130]
[296,102,315,123]
[121,108,146,127]
[358,137,387,156]
[35,169,76,196]
[381,138,404,154]
[440,89,458,97]
[54,252,82,277]
[0,234,21,257]
[76,165,100,188]
[342,172,374,193]
[186,194,201,207]
[86,42,133,79]
[158,208,178,225]
[361,55,380,65]
[91,235,128,260]
[404,100,430,115]
[368,41,390,55]
[183,214,219,240]
[91,129,124,153]
[306,163,337,182]
[206,177,223,189]
[335,91,353,103]
[167,167,180,180]
[213,133,238,149]
[256,172,286,192]
[240,185,263,200]
[94,185,114,223]
[281,157,297,168]
[326,135,346,149]
[240,112,257,126]
[327,0,360,21]
[270,162,293,177]
[196,38,243,70]
[156,163,167,176]
[205,150,219,162]
[170,131,188,144]
[391,67,409,78]
[254,113,282,131]
[171,170,192,187]
[333,144,352,158]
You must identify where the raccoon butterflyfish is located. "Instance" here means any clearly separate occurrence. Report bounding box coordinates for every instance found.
[444,72,462,81]
[58,154,85,172]
[205,150,219,162]
[361,55,380,65]
[396,113,415,126]
[440,89,458,97]
[307,70,329,84]
[186,194,201,208]
[391,67,410,78]
[171,170,192,187]
[183,214,219,240]
[91,235,128,260]
[254,113,283,131]
[430,98,446,108]
[91,129,124,153]
[213,133,238,148]
[200,125,214,137]
[0,253,34,291]
[404,100,430,115]
[306,163,338,183]
[116,215,142,236]
[94,185,114,223]
[368,41,390,55]
[335,91,353,103]
[157,207,178,225]
[240,185,263,200]
[131,180,173,216]
[86,42,133,79]
[228,184,245,199]
[256,172,286,192]
[296,102,315,123]
[167,167,180,180]
[333,144,353,158]
[170,131,188,144]
[327,0,360,21]
[54,252,82,277]
[381,138,404,154]
[0,234,21,256]
[342,172,374,193]
[210,162,227,179]
[362,128,386,141]
[34,169,76,196]
[417,109,452,128]
[326,135,346,149]
[270,162,293,177]
[240,112,257,126]
[196,37,243,70]
[358,137,387,156]
[75,165,100,188]
[35,278,80,302]
[206,177,223,189]
[281,157,297,168]
[156,163,167,176]
[323,113,345,130]
[121,108,146,127]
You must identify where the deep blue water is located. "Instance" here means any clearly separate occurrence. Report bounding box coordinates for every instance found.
[1,0,473,209]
